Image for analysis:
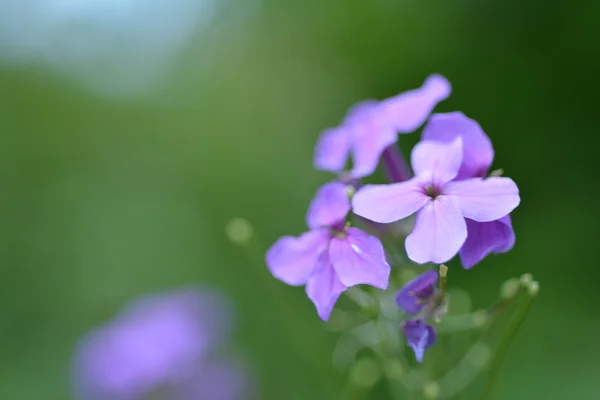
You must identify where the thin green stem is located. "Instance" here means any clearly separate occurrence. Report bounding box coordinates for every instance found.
[439,264,448,299]
[482,289,537,399]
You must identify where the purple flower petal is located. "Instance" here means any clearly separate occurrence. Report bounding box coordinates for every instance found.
[351,180,429,223]
[305,253,347,321]
[380,74,451,133]
[403,319,437,363]
[411,137,463,185]
[74,288,234,400]
[396,270,439,314]
[405,196,467,264]
[344,99,380,124]
[347,104,398,178]
[306,182,351,229]
[460,215,515,269]
[421,112,494,179]
[266,229,330,286]
[329,227,391,289]
[178,358,254,400]
[444,177,520,222]
[314,127,351,173]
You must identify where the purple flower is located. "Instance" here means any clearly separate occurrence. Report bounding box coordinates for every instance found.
[421,112,516,268]
[314,74,451,178]
[352,137,520,264]
[266,182,391,321]
[73,287,251,400]
[395,270,439,315]
[402,319,437,363]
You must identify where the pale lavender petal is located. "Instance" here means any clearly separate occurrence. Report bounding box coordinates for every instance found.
[460,215,515,269]
[351,180,429,223]
[406,196,467,264]
[402,320,437,363]
[306,182,351,229]
[380,74,451,133]
[329,227,391,289]
[396,270,439,314]
[343,99,380,124]
[265,229,329,286]
[306,253,347,321]
[411,137,463,185]
[347,106,398,178]
[314,127,351,173]
[421,112,494,179]
[444,177,520,222]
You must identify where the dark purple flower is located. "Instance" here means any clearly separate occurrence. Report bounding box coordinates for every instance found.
[352,138,520,264]
[266,182,390,321]
[314,74,451,178]
[403,319,437,363]
[396,270,439,314]
[421,112,516,268]
[73,287,251,400]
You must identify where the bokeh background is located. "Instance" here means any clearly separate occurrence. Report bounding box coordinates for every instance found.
[1,0,598,399]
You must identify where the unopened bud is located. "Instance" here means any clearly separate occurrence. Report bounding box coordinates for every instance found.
[226,217,253,244]
[500,278,520,299]
[489,168,504,177]
[527,281,540,296]
[520,273,534,285]
[439,264,448,277]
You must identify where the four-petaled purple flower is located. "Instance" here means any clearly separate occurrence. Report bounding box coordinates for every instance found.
[73,287,253,400]
[402,319,437,363]
[352,137,520,264]
[314,74,451,178]
[266,181,391,321]
[421,112,516,268]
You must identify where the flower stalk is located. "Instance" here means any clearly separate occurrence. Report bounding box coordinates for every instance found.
[381,144,412,183]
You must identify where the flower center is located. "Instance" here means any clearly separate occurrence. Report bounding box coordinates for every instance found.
[329,221,349,238]
[424,184,442,199]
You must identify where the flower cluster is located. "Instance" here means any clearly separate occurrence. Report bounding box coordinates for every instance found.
[266,74,520,362]
[73,287,253,400]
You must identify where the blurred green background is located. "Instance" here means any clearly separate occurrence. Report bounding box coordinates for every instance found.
[0,1,598,399]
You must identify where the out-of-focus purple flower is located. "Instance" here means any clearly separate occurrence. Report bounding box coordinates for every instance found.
[395,270,438,315]
[73,287,252,400]
[402,319,437,363]
[421,112,516,268]
[266,182,390,321]
[314,74,451,179]
[176,359,253,400]
[352,138,520,264]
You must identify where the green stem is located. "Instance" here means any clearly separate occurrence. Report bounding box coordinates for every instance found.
[482,289,536,399]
